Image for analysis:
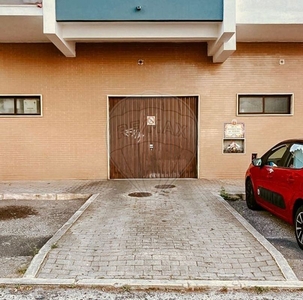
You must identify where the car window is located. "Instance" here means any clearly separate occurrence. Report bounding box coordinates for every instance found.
[264,144,290,167]
[289,143,303,169]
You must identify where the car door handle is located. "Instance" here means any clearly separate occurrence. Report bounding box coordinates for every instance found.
[266,168,274,178]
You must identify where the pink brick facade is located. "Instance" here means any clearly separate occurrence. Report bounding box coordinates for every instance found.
[0,42,302,180]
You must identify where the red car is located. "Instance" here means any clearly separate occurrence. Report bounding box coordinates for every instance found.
[245,139,303,250]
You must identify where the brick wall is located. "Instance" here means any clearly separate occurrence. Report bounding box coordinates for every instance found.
[0,42,302,180]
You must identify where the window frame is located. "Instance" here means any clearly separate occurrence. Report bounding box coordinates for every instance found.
[0,95,42,117]
[262,142,303,169]
[264,143,290,168]
[237,93,293,116]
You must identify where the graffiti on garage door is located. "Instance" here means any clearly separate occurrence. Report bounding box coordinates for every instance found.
[109,96,198,179]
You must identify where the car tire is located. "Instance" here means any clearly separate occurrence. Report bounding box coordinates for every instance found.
[245,179,260,210]
[295,205,303,250]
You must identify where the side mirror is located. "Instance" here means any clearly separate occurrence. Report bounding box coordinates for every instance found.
[252,158,262,167]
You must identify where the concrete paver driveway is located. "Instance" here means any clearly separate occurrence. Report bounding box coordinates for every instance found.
[4,179,290,282]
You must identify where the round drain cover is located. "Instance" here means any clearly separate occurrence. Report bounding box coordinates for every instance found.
[155,184,176,189]
[128,192,152,198]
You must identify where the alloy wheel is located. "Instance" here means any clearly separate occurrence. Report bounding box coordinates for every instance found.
[295,206,303,250]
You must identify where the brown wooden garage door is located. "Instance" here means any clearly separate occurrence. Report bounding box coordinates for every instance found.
[109,96,198,179]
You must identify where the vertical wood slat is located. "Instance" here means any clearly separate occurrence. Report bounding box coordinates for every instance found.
[109,96,197,179]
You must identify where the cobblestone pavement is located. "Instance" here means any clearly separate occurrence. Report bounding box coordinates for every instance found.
[0,179,298,285]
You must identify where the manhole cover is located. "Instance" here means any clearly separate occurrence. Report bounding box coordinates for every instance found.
[0,206,38,221]
[155,184,176,189]
[128,192,152,198]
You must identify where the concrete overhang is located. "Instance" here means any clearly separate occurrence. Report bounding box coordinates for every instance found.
[42,0,236,63]
[1,1,303,62]
[236,0,303,42]
[236,24,303,42]
[0,0,236,63]
[0,5,47,42]
[0,0,303,63]
[0,0,235,63]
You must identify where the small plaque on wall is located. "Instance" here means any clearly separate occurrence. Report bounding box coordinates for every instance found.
[224,122,245,138]
[223,120,245,154]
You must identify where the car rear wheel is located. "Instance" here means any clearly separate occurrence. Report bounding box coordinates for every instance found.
[295,206,303,250]
[245,179,260,210]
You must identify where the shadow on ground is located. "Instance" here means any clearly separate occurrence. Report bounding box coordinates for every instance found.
[0,199,86,277]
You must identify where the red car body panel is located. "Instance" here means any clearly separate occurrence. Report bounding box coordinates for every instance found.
[245,139,303,225]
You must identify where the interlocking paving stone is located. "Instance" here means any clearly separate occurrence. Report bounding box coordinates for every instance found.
[1,179,284,282]
[1,179,296,282]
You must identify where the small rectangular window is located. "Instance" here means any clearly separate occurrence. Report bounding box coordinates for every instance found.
[238,94,292,115]
[0,95,41,116]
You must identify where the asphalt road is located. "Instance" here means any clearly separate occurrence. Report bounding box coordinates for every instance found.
[0,199,86,278]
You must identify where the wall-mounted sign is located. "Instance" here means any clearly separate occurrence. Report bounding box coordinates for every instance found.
[223,120,245,154]
[224,122,245,138]
[147,116,156,126]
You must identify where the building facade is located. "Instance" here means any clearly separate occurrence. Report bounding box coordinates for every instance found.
[0,0,302,180]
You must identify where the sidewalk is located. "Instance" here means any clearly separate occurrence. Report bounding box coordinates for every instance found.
[0,179,302,289]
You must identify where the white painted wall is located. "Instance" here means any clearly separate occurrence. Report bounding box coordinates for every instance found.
[236,0,303,24]
[0,0,38,4]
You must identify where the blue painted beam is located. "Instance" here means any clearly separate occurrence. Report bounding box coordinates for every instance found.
[56,0,223,22]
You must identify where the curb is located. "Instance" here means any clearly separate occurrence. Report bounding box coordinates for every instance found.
[0,193,91,200]
[215,192,298,282]
[24,194,100,278]
[0,278,302,290]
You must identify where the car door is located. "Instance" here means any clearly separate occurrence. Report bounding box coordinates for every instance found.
[255,143,291,219]
[280,143,303,223]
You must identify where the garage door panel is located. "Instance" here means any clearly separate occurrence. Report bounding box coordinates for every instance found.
[109,96,197,179]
